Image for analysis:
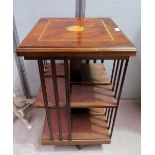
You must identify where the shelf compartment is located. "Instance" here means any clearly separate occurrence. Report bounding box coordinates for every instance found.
[81,63,110,84]
[34,78,117,108]
[71,85,117,108]
[34,63,116,108]
[34,78,66,108]
[41,108,110,145]
[44,63,109,83]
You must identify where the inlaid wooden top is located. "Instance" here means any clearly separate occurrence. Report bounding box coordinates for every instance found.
[16,18,137,58]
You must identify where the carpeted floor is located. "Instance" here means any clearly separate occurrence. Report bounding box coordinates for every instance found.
[13,100,141,155]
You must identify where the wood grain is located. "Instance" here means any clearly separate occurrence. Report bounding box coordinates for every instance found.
[34,64,117,108]
[34,78,117,108]
[41,108,110,145]
[44,63,64,77]
[81,63,110,83]
[15,17,137,146]
[71,84,117,108]
[16,18,137,58]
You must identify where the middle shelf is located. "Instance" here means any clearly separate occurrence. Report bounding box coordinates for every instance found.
[34,63,117,108]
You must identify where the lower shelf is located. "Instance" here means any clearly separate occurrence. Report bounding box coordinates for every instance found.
[41,108,111,145]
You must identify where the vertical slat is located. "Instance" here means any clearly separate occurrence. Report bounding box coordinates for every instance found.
[104,108,107,116]
[51,59,62,141]
[38,59,54,141]
[45,60,48,68]
[114,60,124,98]
[106,108,110,122]
[43,60,45,66]
[93,60,96,63]
[64,59,72,140]
[117,59,129,103]
[43,60,48,69]
[112,60,120,91]
[110,58,129,138]
[110,60,116,83]
[108,108,113,130]
[108,108,112,123]
[105,108,108,116]
[45,60,48,65]
[43,60,46,71]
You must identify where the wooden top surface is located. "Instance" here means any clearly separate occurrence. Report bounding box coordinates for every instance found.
[16,18,137,58]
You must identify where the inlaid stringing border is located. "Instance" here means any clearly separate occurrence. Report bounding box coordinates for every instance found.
[100,20,114,41]
[38,20,50,40]
[38,19,115,42]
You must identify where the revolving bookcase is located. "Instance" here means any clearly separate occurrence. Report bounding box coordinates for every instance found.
[16,18,137,147]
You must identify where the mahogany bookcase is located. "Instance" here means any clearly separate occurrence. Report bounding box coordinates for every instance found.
[16,18,137,147]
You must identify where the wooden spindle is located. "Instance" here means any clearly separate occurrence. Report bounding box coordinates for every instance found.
[111,60,116,83]
[51,59,62,140]
[110,59,129,138]
[112,60,120,91]
[64,59,72,140]
[38,59,54,141]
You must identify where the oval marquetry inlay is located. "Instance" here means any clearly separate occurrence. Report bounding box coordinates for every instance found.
[66,25,85,32]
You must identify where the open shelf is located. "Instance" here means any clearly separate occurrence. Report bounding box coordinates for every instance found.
[44,63,110,83]
[71,84,117,108]
[35,78,66,108]
[36,62,115,145]
[34,63,117,108]
[34,78,117,108]
[81,63,110,83]
[41,108,111,145]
